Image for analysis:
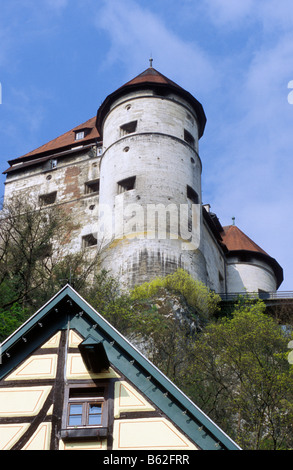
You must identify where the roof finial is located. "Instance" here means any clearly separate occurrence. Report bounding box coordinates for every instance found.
[232,217,235,226]
[149,56,153,68]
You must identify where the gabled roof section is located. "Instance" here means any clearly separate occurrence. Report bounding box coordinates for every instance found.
[96,67,207,139]
[4,116,101,174]
[0,284,240,451]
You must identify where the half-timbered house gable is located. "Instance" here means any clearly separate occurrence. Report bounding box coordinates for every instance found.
[0,285,240,451]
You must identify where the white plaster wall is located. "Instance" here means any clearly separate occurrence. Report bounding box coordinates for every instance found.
[103,92,199,153]
[226,257,277,293]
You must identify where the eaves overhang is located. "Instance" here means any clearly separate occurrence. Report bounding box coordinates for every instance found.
[3,139,97,175]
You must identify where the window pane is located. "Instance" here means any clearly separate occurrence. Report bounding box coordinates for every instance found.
[88,404,102,425]
[88,414,102,425]
[89,404,101,414]
[68,404,83,426]
[69,414,82,426]
[70,404,83,414]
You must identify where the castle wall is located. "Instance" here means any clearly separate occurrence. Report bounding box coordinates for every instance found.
[4,148,101,254]
[202,222,227,293]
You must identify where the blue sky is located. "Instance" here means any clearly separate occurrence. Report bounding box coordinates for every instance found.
[0,0,293,291]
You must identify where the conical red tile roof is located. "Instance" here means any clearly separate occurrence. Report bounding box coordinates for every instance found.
[221,225,268,255]
[96,66,206,138]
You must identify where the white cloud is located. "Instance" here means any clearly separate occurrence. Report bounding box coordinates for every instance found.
[203,0,293,32]
[202,0,255,26]
[95,0,215,94]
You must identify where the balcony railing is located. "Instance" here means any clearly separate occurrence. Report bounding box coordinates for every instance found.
[219,291,293,302]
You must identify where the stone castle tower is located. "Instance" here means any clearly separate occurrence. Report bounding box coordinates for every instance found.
[2,65,283,294]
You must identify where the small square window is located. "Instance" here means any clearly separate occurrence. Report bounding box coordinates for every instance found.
[82,233,97,248]
[85,179,100,195]
[75,131,85,140]
[117,176,136,194]
[39,191,57,206]
[120,121,137,137]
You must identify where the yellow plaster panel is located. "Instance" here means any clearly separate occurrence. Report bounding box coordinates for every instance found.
[59,439,107,450]
[68,330,83,347]
[5,355,57,381]
[0,386,51,417]
[113,418,198,450]
[66,353,120,380]
[0,424,30,450]
[114,381,155,418]
[41,331,61,348]
[22,422,51,450]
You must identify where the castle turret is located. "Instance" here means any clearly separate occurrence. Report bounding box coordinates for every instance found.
[221,225,283,294]
[96,66,207,287]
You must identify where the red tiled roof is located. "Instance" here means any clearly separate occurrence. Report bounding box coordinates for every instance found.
[96,67,207,138]
[221,225,268,255]
[5,67,206,171]
[7,116,100,166]
[120,67,185,90]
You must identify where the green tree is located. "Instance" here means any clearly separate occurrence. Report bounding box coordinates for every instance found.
[0,196,102,339]
[185,298,293,450]
[0,196,68,308]
[85,269,220,382]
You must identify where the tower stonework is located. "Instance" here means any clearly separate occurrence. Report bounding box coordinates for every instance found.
[2,66,283,294]
[96,67,207,287]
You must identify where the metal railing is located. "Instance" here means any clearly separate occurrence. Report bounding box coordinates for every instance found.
[219,291,293,302]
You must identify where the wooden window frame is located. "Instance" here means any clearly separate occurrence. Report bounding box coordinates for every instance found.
[61,383,109,440]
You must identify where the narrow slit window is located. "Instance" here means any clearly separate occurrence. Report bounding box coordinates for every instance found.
[120,121,137,137]
[184,129,195,147]
[187,185,199,204]
[117,176,136,194]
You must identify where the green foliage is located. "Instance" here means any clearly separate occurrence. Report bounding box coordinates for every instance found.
[0,303,30,343]
[2,222,293,452]
[131,268,220,320]
[185,298,293,450]
[0,197,102,340]
[85,269,220,382]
